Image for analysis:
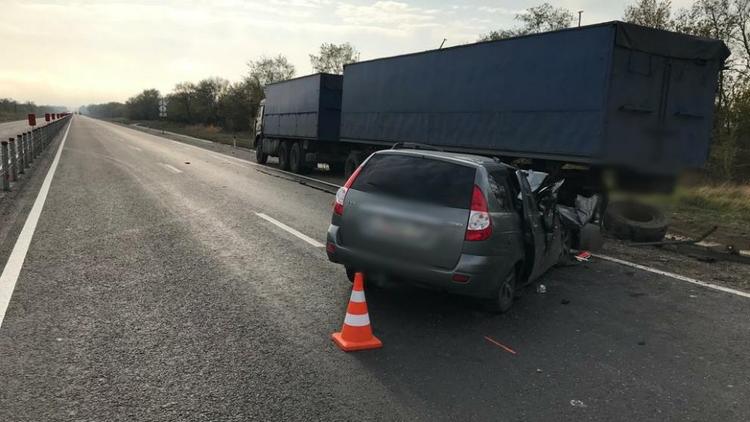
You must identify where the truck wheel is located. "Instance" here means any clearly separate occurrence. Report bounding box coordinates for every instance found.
[255,144,268,165]
[289,142,310,174]
[485,270,516,314]
[604,200,668,242]
[278,141,291,171]
[329,162,345,174]
[344,151,365,179]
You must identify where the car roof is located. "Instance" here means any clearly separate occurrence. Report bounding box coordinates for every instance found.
[375,149,515,171]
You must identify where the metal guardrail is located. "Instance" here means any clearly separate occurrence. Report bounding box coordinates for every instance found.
[1,115,71,192]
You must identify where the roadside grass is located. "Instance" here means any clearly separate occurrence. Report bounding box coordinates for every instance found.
[644,183,750,247]
[114,119,254,149]
[669,184,750,226]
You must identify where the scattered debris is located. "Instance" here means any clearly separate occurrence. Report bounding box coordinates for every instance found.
[637,340,646,346]
[574,251,591,262]
[570,400,587,408]
[536,284,547,294]
[536,368,543,373]
[184,161,191,164]
[561,299,570,305]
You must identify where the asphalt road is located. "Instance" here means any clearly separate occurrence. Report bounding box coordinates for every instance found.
[0,115,748,421]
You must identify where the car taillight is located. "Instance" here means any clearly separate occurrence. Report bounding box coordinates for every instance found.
[465,185,492,241]
[333,165,363,216]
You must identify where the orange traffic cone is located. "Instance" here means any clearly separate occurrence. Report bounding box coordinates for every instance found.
[331,272,382,352]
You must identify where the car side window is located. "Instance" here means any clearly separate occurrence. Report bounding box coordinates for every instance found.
[488,170,512,211]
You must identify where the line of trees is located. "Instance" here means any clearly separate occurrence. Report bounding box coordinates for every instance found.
[82,43,359,133]
[480,0,750,181]
[0,98,67,122]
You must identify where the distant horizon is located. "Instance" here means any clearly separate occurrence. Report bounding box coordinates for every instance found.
[1,0,696,108]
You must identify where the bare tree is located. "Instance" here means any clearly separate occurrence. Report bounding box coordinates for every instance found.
[309,42,360,74]
[624,0,673,29]
[247,55,296,87]
[479,3,574,41]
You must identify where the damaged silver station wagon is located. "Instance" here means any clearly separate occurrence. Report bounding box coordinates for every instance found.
[326,147,600,312]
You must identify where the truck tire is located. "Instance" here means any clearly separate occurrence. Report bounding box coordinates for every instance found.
[289,142,310,174]
[255,144,268,165]
[344,151,366,179]
[604,200,668,242]
[278,141,291,171]
[329,162,345,174]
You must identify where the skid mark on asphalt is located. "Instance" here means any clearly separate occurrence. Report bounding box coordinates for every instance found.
[159,163,183,174]
[255,213,325,248]
[0,120,72,328]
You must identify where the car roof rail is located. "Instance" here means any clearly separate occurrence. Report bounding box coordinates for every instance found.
[391,142,443,152]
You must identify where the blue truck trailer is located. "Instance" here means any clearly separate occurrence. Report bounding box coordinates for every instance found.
[254,21,729,189]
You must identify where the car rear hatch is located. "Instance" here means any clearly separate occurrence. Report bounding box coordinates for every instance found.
[339,153,475,269]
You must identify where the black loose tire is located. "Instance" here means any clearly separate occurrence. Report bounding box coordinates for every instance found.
[255,144,268,165]
[278,141,291,171]
[289,142,308,174]
[485,270,517,314]
[604,200,668,242]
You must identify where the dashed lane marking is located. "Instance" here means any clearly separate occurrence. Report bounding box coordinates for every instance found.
[159,163,182,174]
[255,213,325,248]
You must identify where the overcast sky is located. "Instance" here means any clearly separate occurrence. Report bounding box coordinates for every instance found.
[0,0,696,108]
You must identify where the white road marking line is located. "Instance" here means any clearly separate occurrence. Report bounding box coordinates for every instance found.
[0,120,72,327]
[255,213,325,248]
[128,145,142,151]
[159,163,182,174]
[593,253,750,299]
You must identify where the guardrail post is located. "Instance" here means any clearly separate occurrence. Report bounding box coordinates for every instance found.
[2,141,10,191]
[25,132,32,168]
[32,128,37,159]
[18,133,26,174]
[9,137,18,182]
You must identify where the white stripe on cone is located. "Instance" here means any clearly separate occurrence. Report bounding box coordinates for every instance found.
[344,313,371,327]
[350,290,366,303]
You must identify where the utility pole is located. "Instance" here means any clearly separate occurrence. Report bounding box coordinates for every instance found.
[439,38,447,49]
[578,10,583,27]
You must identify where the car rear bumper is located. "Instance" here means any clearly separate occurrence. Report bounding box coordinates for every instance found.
[326,225,512,299]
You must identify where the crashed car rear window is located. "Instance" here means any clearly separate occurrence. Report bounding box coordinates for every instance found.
[351,154,475,209]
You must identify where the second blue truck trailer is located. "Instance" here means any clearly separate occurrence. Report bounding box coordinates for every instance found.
[253,21,729,191]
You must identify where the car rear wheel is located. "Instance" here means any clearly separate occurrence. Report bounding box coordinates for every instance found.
[278,141,291,171]
[486,270,516,313]
[345,267,356,283]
